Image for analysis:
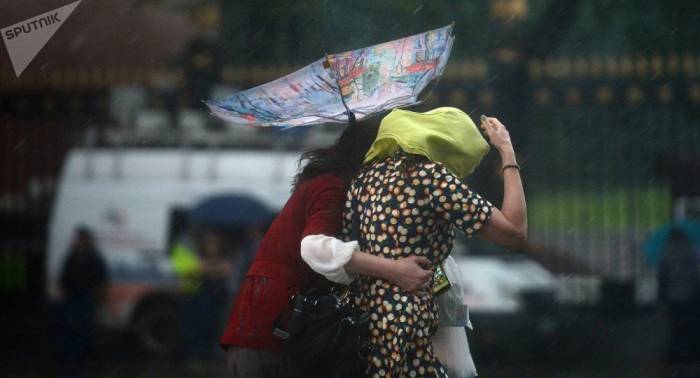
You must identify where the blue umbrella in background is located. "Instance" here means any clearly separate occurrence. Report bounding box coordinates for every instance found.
[644,219,700,266]
[190,194,275,229]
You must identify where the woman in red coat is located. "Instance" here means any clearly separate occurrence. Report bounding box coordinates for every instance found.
[221,120,433,377]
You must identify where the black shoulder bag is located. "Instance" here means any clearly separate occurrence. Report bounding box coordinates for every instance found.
[273,286,370,378]
[273,196,371,378]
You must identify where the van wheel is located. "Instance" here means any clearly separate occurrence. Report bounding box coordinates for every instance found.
[134,302,181,356]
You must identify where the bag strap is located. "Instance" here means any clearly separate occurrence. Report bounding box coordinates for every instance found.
[272,292,306,340]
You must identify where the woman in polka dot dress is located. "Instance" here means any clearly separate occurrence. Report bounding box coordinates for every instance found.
[342,108,528,377]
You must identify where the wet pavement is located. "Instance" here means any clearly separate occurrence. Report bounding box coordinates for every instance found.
[1,305,697,377]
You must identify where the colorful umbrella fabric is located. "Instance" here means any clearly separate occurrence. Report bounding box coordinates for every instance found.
[206,24,454,127]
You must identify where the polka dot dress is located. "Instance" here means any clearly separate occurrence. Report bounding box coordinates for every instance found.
[342,152,493,378]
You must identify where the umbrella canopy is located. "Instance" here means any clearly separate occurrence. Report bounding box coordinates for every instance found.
[189,193,275,229]
[644,219,700,266]
[206,24,454,127]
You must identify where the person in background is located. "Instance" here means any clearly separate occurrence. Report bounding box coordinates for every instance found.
[658,226,700,375]
[176,230,234,364]
[183,2,223,109]
[197,232,235,359]
[224,227,264,297]
[57,226,108,373]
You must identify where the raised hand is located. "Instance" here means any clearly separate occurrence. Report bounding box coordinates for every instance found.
[480,115,514,155]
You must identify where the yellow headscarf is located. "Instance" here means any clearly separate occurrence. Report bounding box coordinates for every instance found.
[364,107,490,177]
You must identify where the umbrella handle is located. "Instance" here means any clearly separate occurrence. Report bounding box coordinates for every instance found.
[346,110,356,126]
[325,53,356,126]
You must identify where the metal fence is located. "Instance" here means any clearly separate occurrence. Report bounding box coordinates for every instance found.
[1,56,699,305]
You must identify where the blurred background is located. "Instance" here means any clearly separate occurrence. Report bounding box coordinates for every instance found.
[1,0,700,377]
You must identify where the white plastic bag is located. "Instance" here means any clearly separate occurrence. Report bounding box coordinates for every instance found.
[432,326,477,378]
[433,255,477,378]
[436,255,472,328]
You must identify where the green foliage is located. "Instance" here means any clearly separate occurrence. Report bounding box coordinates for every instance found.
[528,186,672,230]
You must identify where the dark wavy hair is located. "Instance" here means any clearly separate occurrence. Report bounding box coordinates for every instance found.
[293,118,380,190]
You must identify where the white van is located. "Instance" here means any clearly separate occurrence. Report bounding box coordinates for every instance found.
[46,148,302,354]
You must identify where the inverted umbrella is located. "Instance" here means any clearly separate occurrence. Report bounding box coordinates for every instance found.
[190,194,275,229]
[206,24,454,127]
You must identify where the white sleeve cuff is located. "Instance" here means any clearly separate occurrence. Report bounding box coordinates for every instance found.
[300,234,359,285]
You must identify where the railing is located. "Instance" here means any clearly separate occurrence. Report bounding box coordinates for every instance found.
[1,55,699,306]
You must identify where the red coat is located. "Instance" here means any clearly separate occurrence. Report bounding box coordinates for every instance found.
[220,173,346,352]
